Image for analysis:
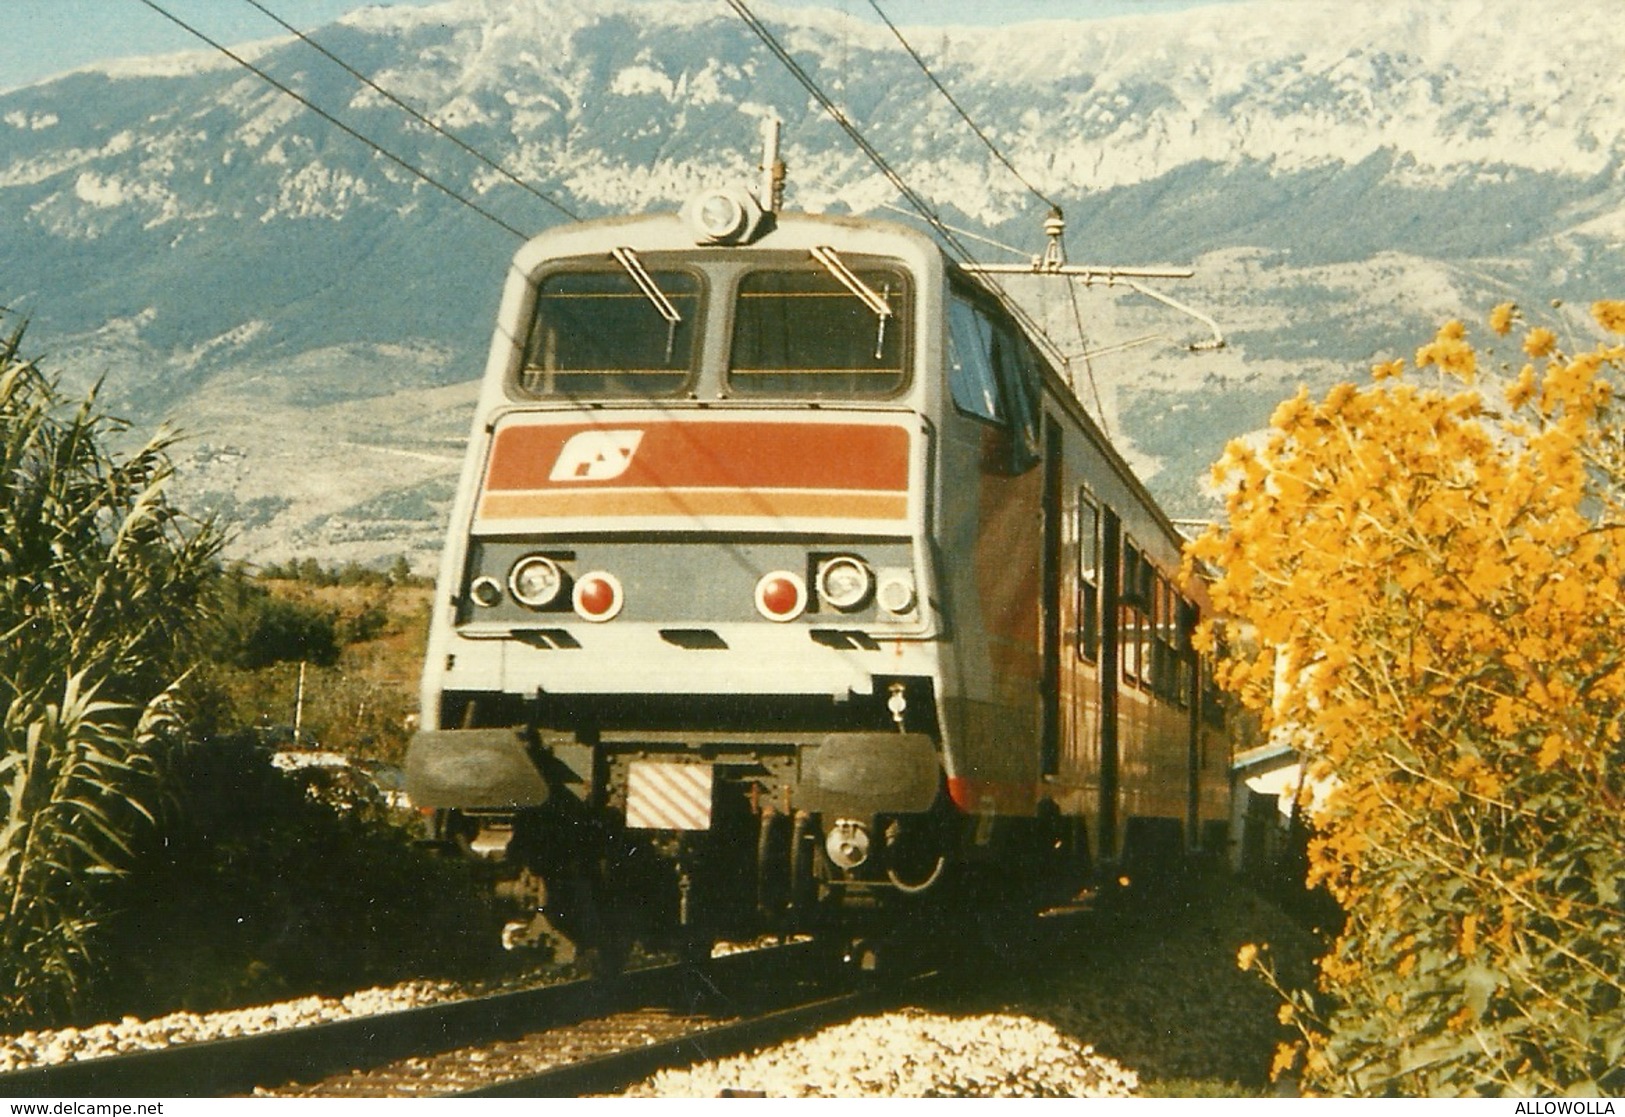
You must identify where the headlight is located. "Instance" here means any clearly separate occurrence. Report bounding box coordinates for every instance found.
[816,556,873,611]
[469,575,504,608]
[876,569,917,616]
[681,187,766,245]
[509,555,566,609]
[696,191,744,240]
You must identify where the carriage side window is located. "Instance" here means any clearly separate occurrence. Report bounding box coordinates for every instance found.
[1150,575,1188,703]
[1148,572,1168,696]
[1077,492,1101,661]
[1121,539,1145,684]
[519,269,700,397]
[1175,597,1198,708]
[1121,540,1151,610]
[1201,656,1228,730]
[728,267,910,397]
[947,295,1002,422]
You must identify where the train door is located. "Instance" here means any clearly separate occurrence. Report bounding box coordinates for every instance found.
[1040,417,1063,778]
[1071,488,1102,780]
[1097,508,1122,861]
[1182,598,1202,849]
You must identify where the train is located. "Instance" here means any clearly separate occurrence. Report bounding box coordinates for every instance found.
[405,134,1235,966]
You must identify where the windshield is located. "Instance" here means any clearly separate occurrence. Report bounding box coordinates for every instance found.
[727,267,910,397]
[519,268,701,397]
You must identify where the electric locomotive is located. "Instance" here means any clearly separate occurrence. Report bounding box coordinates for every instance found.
[406,135,1232,960]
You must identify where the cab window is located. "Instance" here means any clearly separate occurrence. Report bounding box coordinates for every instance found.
[1077,492,1101,661]
[727,267,910,397]
[519,269,700,397]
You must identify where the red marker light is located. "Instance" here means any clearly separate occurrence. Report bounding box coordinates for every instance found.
[755,571,807,622]
[573,572,623,621]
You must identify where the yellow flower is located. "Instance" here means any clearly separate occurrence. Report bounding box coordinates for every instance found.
[1524,327,1558,359]
[1489,302,1517,336]
[1505,363,1537,409]
[1592,300,1625,333]
[1416,326,1477,382]
[1236,943,1260,971]
[1371,359,1405,381]
[1536,732,1566,770]
[1270,1043,1300,1081]
[1270,387,1312,430]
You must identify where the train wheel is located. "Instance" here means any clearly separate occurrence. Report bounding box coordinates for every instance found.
[547,869,634,976]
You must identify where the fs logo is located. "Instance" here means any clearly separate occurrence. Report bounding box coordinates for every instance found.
[549,429,644,482]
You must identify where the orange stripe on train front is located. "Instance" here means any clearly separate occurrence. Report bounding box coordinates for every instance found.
[483,421,910,494]
[478,488,909,522]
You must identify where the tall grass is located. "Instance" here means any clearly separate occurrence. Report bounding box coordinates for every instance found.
[0,319,224,1024]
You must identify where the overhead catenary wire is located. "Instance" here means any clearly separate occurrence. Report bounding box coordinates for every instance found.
[862,2,1222,430]
[237,0,578,222]
[865,0,1060,216]
[133,0,535,241]
[871,0,1124,429]
[1065,275,1110,435]
[720,0,1072,376]
[720,0,965,262]
[863,0,1113,429]
[878,202,1029,259]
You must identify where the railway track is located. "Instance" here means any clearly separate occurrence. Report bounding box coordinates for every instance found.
[0,939,929,1098]
[281,966,935,1097]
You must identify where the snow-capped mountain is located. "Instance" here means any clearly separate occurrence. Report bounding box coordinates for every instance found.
[4,0,1624,564]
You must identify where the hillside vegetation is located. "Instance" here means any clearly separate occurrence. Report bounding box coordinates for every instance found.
[189,557,434,766]
[0,315,492,1030]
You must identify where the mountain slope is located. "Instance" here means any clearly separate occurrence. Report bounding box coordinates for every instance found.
[4,0,1624,559]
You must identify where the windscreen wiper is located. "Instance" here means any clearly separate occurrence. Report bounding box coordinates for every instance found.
[612,246,682,362]
[811,245,892,359]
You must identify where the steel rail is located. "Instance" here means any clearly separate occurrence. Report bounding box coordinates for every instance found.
[461,969,943,1097]
[0,942,818,1098]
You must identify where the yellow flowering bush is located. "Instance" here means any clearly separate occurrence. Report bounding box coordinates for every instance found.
[1187,303,1625,1095]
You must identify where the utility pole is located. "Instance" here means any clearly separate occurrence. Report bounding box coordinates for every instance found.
[293,660,307,744]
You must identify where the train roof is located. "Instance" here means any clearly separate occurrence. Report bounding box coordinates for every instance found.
[512,207,945,272]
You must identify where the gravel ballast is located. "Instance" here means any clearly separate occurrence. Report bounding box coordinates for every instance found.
[620,871,1322,1098]
[621,1009,1141,1097]
[0,871,1320,1095]
[0,980,474,1074]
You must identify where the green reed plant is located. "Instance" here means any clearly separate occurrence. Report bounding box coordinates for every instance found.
[0,317,224,1024]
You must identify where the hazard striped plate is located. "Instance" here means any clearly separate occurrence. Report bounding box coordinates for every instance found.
[625,761,713,831]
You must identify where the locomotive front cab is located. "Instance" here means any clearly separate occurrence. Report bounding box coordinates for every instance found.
[407,203,961,954]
